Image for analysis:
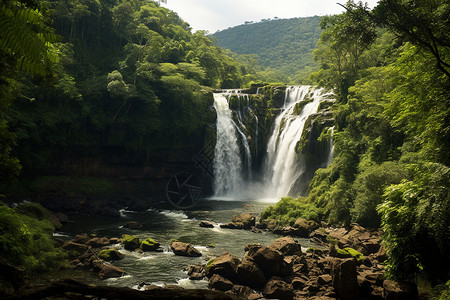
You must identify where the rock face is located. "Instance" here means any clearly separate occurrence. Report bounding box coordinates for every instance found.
[170,241,202,257]
[331,258,360,300]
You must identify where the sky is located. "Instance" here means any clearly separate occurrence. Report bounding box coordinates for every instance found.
[161,0,380,33]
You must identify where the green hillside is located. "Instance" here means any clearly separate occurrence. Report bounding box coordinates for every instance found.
[212,16,322,82]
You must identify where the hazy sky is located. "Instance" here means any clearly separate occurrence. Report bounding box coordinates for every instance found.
[161,0,379,33]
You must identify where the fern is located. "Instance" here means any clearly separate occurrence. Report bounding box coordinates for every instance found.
[0,1,59,76]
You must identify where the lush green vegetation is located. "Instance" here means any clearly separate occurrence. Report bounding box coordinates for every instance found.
[262,0,450,285]
[0,202,66,273]
[0,0,260,182]
[213,17,322,83]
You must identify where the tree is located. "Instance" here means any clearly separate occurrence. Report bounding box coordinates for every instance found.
[374,0,450,78]
[311,1,376,102]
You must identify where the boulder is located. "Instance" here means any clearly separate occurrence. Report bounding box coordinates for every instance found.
[236,259,266,288]
[122,234,140,251]
[140,238,160,251]
[331,258,360,300]
[209,274,234,292]
[206,252,240,280]
[263,279,295,300]
[293,218,312,237]
[98,264,126,279]
[199,220,215,228]
[383,280,418,300]
[220,222,244,229]
[72,234,90,244]
[170,241,202,257]
[250,246,285,277]
[187,265,205,280]
[63,241,88,258]
[91,259,105,272]
[232,213,256,228]
[97,248,124,261]
[86,237,110,248]
[269,236,302,256]
[124,221,143,229]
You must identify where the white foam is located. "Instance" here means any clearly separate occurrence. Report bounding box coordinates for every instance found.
[53,232,69,237]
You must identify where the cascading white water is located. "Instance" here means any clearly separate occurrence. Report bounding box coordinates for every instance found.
[212,93,243,197]
[263,86,332,199]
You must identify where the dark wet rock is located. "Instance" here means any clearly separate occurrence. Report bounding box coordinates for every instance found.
[72,234,90,244]
[122,234,140,251]
[292,218,314,237]
[86,237,110,248]
[206,252,239,280]
[236,259,266,288]
[97,248,124,261]
[170,241,202,257]
[209,274,234,292]
[331,258,360,300]
[383,280,418,300]
[63,241,88,258]
[55,212,69,223]
[269,236,302,256]
[91,259,105,272]
[220,222,243,229]
[124,221,143,229]
[140,238,160,251]
[187,265,206,280]
[310,229,329,243]
[0,259,25,297]
[98,264,126,279]
[263,279,295,300]
[199,220,215,228]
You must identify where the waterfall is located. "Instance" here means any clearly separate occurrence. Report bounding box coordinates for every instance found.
[263,86,332,198]
[212,93,243,197]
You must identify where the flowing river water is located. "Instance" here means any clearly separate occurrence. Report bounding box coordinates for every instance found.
[51,199,319,290]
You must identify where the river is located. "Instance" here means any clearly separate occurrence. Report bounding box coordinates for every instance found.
[51,198,318,290]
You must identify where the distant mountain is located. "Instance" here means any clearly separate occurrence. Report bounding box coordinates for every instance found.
[212,16,322,81]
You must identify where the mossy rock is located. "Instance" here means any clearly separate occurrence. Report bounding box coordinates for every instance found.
[97,248,124,261]
[334,247,364,261]
[121,234,140,251]
[140,238,160,251]
[293,99,313,115]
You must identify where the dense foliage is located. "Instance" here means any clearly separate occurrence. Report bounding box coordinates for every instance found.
[0,202,66,273]
[0,0,259,180]
[262,0,450,284]
[213,17,322,83]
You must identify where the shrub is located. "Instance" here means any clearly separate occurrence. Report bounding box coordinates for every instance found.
[0,202,66,272]
[378,163,450,282]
